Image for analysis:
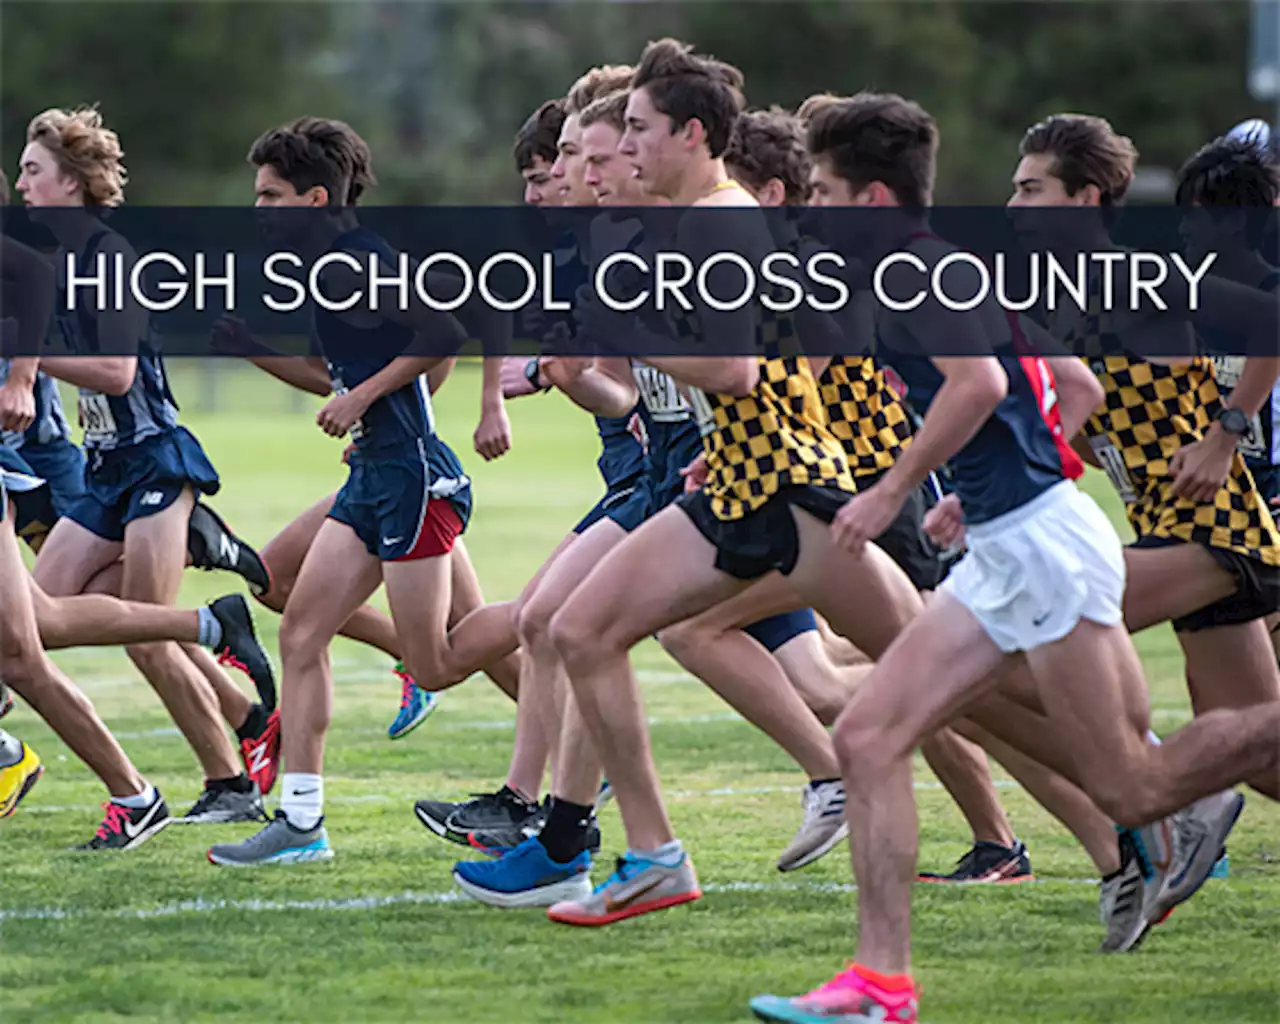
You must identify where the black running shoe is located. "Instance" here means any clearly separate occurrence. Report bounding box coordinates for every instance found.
[209,594,276,712]
[187,502,271,597]
[414,786,538,845]
[76,795,171,851]
[917,840,1033,884]
[179,781,267,824]
[468,803,601,858]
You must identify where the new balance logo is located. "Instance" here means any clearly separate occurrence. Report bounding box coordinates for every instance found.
[247,742,272,776]
[219,535,240,564]
[139,491,165,506]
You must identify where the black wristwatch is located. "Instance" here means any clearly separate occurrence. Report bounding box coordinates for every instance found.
[1216,407,1250,437]
[524,356,549,392]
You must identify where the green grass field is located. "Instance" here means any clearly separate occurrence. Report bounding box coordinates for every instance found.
[1,363,1276,1023]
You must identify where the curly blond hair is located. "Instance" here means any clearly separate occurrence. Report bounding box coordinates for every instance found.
[26,107,127,207]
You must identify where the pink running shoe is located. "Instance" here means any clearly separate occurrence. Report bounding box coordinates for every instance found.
[750,964,919,1023]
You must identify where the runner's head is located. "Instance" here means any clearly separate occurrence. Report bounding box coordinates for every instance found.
[806,92,937,209]
[1176,134,1279,260]
[514,99,566,206]
[555,65,634,208]
[18,107,126,208]
[620,38,745,199]
[580,90,648,207]
[1009,114,1136,209]
[247,116,375,208]
[724,106,810,208]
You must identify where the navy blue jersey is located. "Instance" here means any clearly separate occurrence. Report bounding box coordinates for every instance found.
[549,231,645,488]
[56,231,178,453]
[632,362,700,502]
[1201,270,1280,470]
[313,228,434,451]
[0,364,71,449]
[884,350,1071,524]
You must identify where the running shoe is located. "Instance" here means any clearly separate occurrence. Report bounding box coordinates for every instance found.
[208,810,333,867]
[777,780,848,872]
[76,794,170,851]
[917,839,1033,884]
[546,849,701,926]
[179,781,267,824]
[209,594,276,712]
[452,836,592,909]
[388,662,439,740]
[238,707,281,796]
[751,964,920,1024]
[187,501,271,597]
[0,737,42,818]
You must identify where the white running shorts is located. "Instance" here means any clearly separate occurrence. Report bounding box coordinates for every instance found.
[940,481,1125,653]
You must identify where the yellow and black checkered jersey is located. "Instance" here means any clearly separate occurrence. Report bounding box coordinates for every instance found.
[818,356,912,479]
[1063,307,1280,566]
[673,303,854,522]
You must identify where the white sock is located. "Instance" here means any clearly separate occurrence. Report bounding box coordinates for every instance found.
[631,839,683,868]
[280,773,324,831]
[115,783,157,809]
[196,606,223,648]
[1146,730,1162,746]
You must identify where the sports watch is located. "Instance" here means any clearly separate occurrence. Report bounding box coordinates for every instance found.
[1216,407,1250,437]
[525,356,549,392]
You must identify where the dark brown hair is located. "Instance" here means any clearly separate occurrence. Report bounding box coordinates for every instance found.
[806,92,939,209]
[724,106,811,205]
[630,38,745,158]
[1019,113,1137,207]
[248,116,375,206]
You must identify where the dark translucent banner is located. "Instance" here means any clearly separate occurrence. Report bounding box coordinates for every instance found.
[2,206,1276,359]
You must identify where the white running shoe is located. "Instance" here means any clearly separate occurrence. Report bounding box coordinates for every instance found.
[776,780,848,873]
[1147,790,1245,926]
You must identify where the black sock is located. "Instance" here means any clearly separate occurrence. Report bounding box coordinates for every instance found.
[235,703,268,743]
[809,777,841,788]
[537,797,593,863]
[207,773,253,794]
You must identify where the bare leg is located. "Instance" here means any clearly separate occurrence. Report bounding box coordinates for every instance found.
[953,716,1121,875]
[37,495,241,780]
[550,508,747,849]
[1180,620,1280,799]
[1027,619,1280,829]
[659,574,841,781]
[449,537,521,700]
[919,730,1014,847]
[258,492,402,658]
[832,593,1009,976]
[2,511,143,797]
[278,520,383,775]
[520,519,630,807]
[182,644,254,731]
[447,538,545,797]
[29,580,200,649]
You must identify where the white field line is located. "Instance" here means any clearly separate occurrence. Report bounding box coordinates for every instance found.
[0,877,1102,924]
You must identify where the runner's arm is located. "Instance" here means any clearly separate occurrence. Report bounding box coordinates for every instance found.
[540,356,638,418]
[249,356,333,395]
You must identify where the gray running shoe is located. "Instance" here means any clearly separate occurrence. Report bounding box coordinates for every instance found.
[207,810,333,867]
[179,782,267,824]
[777,780,848,873]
[1146,790,1245,925]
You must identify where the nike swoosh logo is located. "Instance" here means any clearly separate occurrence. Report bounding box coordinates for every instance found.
[1032,612,1050,627]
[123,802,161,839]
[603,877,663,914]
[293,788,318,796]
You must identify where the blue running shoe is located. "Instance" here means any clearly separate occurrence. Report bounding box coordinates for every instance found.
[452,836,592,908]
[388,663,439,740]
